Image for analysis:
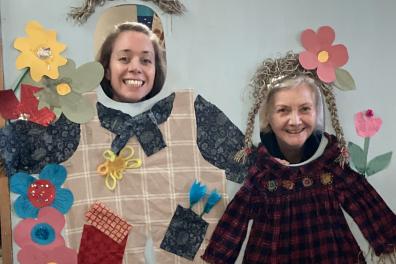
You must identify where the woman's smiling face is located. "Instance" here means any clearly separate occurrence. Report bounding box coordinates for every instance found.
[106,30,156,103]
[268,83,317,152]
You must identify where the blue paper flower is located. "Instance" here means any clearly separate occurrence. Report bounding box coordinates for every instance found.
[189,180,207,209]
[201,189,222,216]
[10,163,74,218]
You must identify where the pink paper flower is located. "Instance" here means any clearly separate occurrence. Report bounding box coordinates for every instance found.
[14,207,65,250]
[299,26,349,83]
[354,109,382,137]
[18,245,77,264]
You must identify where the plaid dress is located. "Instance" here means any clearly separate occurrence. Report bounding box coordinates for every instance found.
[202,133,396,264]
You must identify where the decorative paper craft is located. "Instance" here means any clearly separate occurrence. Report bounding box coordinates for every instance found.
[160,181,222,260]
[0,84,55,126]
[14,20,67,82]
[14,207,66,250]
[349,109,392,176]
[33,59,104,124]
[97,146,142,191]
[10,163,74,218]
[18,245,77,264]
[78,202,132,264]
[299,26,353,86]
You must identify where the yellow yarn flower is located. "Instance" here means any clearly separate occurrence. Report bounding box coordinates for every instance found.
[97,146,142,191]
[14,20,67,82]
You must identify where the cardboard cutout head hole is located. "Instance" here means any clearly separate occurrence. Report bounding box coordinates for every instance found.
[94,4,166,103]
[258,75,325,165]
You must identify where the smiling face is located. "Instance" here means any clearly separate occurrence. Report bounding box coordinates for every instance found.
[268,83,317,153]
[106,30,156,103]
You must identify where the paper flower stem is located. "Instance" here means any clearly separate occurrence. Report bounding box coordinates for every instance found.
[363,137,370,174]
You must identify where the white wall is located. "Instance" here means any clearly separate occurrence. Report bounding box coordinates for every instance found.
[2,0,396,262]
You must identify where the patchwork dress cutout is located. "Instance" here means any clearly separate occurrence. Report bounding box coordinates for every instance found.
[62,90,229,263]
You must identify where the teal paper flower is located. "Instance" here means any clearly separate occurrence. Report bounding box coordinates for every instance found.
[33,59,103,123]
[10,163,74,218]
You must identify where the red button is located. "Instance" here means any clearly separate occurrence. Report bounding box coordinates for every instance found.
[27,179,56,208]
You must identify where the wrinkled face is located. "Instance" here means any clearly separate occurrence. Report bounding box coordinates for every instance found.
[268,83,317,151]
[106,31,156,103]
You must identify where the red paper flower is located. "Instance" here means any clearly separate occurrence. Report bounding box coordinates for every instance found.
[18,245,77,264]
[354,109,382,137]
[299,26,349,83]
[0,84,55,126]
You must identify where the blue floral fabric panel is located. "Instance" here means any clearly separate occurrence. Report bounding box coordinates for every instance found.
[0,115,80,176]
[97,93,175,156]
[195,95,250,183]
[160,205,208,261]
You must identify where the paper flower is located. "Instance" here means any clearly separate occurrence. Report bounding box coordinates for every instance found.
[189,180,207,209]
[201,189,221,216]
[349,109,392,177]
[0,84,55,126]
[354,109,382,138]
[14,207,65,250]
[18,245,77,264]
[299,26,349,83]
[14,20,67,82]
[10,163,74,218]
[33,59,103,123]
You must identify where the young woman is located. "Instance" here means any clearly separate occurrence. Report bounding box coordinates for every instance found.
[97,22,166,103]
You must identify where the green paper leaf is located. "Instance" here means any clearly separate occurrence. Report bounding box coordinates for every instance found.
[348,141,366,174]
[35,88,61,108]
[71,61,104,93]
[334,68,356,91]
[52,107,63,120]
[60,92,95,123]
[366,151,393,176]
[58,59,77,78]
[10,68,29,92]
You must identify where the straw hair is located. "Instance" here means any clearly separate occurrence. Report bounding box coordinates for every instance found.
[68,0,186,24]
[236,52,349,166]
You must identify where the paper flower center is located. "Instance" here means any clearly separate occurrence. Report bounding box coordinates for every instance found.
[56,83,71,96]
[365,109,374,117]
[31,223,56,245]
[317,50,329,63]
[28,179,56,208]
[36,46,52,60]
[47,262,57,264]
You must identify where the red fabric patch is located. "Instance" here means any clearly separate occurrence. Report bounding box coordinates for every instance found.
[27,179,56,208]
[78,225,127,264]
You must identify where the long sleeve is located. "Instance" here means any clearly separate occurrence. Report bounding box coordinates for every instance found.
[201,183,254,263]
[335,165,396,256]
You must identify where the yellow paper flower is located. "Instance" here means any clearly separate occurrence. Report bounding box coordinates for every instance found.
[14,21,67,82]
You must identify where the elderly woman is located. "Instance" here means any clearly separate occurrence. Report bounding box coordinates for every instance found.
[202,53,396,264]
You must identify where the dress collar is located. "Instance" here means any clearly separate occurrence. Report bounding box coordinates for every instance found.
[97,93,175,156]
[252,132,340,177]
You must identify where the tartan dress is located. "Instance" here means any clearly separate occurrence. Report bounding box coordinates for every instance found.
[202,133,396,264]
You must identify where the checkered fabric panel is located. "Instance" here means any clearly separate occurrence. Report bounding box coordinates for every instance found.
[63,90,228,264]
[85,202,132,244]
